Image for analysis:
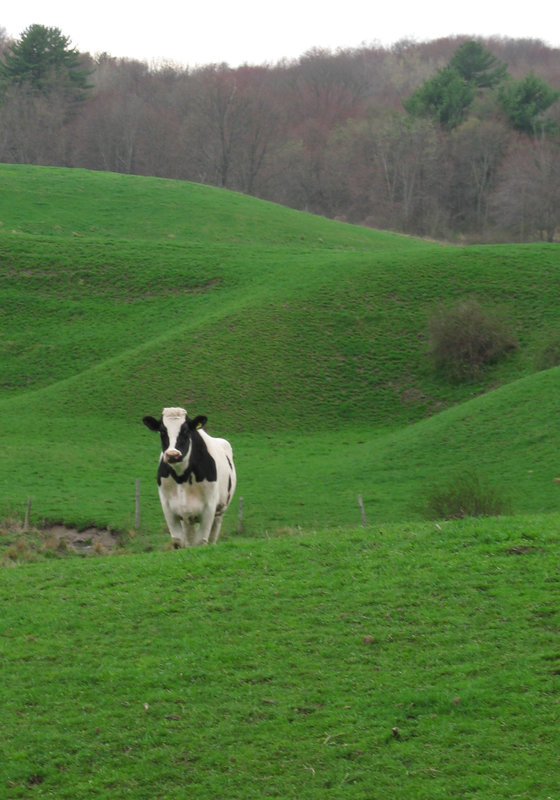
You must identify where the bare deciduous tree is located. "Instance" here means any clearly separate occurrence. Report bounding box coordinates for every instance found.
[0,84,68,164]
[493,134,560,241]
[447,118,510,230]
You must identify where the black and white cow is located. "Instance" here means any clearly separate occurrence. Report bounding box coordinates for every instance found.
[143,407,236,547]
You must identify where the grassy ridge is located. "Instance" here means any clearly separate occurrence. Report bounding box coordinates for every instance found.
[3,230,560,424]
[1,163,388,245]
[2,519,560,799]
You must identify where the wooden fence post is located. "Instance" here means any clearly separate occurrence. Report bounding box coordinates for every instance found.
[358,494,368,527]
[135,479,141,529]
[24,497,32,530]
[237,496,244,534]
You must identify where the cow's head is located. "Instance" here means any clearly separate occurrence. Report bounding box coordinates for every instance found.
[143,407,208,464]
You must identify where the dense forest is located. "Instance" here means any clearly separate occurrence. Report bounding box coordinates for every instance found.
[1,25,559,242]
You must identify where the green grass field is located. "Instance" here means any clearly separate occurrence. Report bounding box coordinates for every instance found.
[3,518,560,799]
[1,164,560,797]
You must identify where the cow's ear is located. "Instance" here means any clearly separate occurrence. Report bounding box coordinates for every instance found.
[143,416,160,431]
[190,415,208,431]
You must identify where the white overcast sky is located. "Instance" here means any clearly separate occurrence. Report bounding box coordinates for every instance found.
[2,1,559,68]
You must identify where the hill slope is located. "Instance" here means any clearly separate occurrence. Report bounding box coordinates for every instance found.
[1,165,560,533]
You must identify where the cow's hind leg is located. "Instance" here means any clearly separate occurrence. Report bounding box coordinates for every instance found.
[208,510,225,544]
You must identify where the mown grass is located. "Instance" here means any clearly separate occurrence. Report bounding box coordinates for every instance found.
[2,518,560,799]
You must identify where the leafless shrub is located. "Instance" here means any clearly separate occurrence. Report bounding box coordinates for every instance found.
[424,470,511,519]
[428,297,518,381]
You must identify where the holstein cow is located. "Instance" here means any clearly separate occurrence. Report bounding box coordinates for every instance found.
[143,407,236,547]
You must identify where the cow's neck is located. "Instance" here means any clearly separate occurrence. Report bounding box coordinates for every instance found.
[166,460,193,483]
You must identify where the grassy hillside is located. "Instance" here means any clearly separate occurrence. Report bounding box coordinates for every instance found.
[2,168,560,800]
[1,164,560,536]
[3,519,560,799]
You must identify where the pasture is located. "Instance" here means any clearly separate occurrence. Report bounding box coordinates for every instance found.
[1,166,560,536]
[3,518,560,799]
[1,164,560,797]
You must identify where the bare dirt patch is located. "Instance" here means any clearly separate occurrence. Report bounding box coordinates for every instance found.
[43,525,120,553]
[505,544,544,555]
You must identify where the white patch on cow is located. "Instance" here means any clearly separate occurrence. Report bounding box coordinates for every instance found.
[161,407,189,463]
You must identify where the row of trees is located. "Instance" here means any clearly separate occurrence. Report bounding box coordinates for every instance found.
[1,25,559,241]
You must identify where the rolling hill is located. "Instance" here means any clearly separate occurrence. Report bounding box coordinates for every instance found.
[1,164,560,536]
[2,165,560,800]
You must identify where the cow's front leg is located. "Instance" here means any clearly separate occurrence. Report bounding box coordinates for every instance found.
[192,508,215,545]
[162,507,188,548]
[182,516,199,547]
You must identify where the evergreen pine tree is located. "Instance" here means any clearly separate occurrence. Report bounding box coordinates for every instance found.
[0,24,91,102]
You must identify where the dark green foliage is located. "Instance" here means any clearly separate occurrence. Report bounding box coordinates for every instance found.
[497,72,559,134]
[448,40,507,88]
[0,24,91,102]
[428,298,519,380]
[423,469,511,519]
[404,40,558,138]
[404,41,507,130]
[404,67,475,129]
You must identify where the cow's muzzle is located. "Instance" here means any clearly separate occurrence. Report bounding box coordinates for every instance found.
[164,449,183,464]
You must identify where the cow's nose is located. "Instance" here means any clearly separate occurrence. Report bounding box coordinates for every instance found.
[165,449,182,463]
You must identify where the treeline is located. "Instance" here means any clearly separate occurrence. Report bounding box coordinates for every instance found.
[1,26,559,241]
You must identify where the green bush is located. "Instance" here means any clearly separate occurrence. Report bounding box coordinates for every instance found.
[424,470,511,520]
[428,298,518,381]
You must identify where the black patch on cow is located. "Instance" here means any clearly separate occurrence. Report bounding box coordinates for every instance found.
[187,425,217,481]
[143,415,160,431]
[143,415,170,453]
[144,412,217,486]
